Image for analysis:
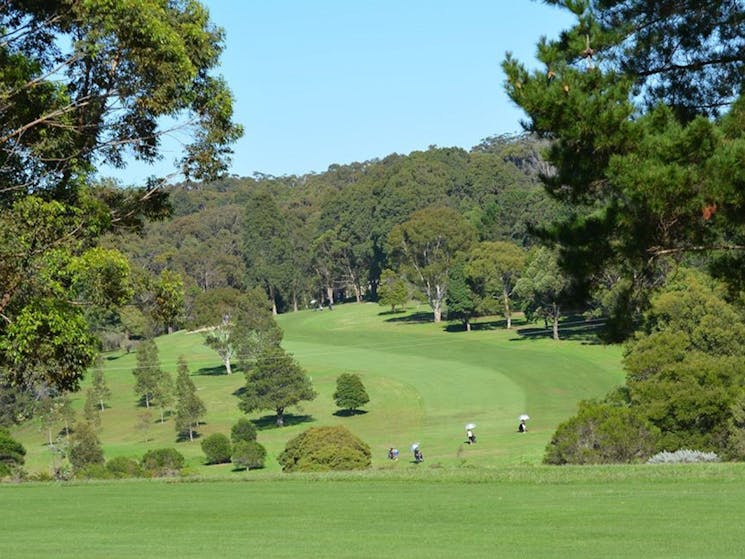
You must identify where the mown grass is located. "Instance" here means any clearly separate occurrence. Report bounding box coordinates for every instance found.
[12,303,623,474]
[3,465,745,558]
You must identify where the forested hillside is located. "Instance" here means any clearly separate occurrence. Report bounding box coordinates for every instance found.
[100,134,563,343]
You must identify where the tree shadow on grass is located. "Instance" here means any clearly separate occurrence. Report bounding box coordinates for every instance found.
[510,317,606,344]
[332,409,369,417]
[377,308,408,317]
[196,365,228,376]
[383,311,433,324]
[251,413,315,430]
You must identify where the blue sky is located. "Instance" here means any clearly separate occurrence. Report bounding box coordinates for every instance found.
[108,1,575,184]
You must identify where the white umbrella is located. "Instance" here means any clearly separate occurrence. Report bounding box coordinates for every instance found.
[465,423,476,430]
[519,414,530,421]
[410,442,420,451]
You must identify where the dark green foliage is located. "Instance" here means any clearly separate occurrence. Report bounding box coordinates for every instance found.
[278,425,372,472]
[105,456,144,479]
[333,373,370,412]
[201,433,232,465]
[0,427,26,476]
[446,262,477,331]
[544,401,660,465]
[231,418,258,444]
[622,270,745,456]
[140,448,185,477]
[503,2,745,337]
[239,346,316,427]
[231,441,266,471]
[68,421,105,471]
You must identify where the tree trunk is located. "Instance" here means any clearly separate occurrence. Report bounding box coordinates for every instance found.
[503,286,512,329]
[465,319,471,332]
[353,282,362,303]
[326,286,334,306]
[224,357,232,375]
[552,303,560,340]
[433,303,442,323]
[432,285,443,322]
[99,399,105,411]
[276,407,285,427]
[292,290,298,312]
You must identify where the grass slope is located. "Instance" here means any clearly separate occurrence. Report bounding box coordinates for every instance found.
[12,303,624,474]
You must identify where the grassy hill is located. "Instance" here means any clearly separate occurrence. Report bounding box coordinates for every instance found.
[12,303,624,475]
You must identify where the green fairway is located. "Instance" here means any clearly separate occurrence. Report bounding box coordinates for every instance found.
[3,466,745,558]
[12,303,624,474]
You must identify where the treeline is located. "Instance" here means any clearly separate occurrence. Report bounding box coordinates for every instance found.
[98,134,567,344]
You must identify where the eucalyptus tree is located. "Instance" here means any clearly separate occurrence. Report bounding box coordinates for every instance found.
[0,0,241,397]
[387,206,477,322]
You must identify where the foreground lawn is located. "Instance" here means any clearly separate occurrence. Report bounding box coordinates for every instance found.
[3,465,745,558]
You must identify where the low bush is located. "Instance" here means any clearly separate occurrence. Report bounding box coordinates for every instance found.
[230,418,257,444]
[201,433,232,465]
[544,401,660,465]
[75,463,113,480]
[647,449,720,464]
[232,441,266,470]
[0,428,26,477]
[278,425,371,472]
[141,448,185,477]
[106,456,144,478]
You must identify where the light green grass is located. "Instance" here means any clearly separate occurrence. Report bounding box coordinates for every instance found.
[3,465,745,558]
[13,303,623,474]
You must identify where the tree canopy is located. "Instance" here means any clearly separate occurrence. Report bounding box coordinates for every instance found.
[0,0,241,398]
[503,0,745,338]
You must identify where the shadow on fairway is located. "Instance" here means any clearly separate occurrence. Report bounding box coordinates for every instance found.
[383,311,433,324]
[251,413,315,430]
[511,317,606,344]
[333,409,368,417]
[195,365,228,376]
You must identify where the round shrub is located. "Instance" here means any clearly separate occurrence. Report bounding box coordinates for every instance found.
[231,418,257,444]
[106,456,144,478]
[278,425,371,472]
[141,448,185,477]
[544,401,660,465]
[201,433,232,465]
[232,440,267,470]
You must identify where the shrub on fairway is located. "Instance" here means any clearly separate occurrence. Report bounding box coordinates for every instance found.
[201,433,232,465]
[0,427,26,477]
[68,421,104,471]
[333,373,370,413]
[231,418,257,443]
[544,401,660,464]
[232,440,266,470]
[141,448,185,477]
[106,456,144,478]
[278,425,371,472]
